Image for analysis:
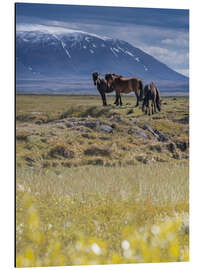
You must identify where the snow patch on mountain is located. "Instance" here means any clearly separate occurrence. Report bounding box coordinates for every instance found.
[125,51,134,57]
[110,48,118,57]
[17,24,110,41]
[16,27,189,90]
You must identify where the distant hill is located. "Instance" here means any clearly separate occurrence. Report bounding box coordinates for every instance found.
[16,28,189,93]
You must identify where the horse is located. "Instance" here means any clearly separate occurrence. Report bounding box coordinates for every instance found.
[105,73,143,106]
[92,72,122,106]
[142,82,161,115]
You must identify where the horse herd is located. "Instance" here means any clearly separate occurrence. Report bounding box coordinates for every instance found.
[92,72,161,115]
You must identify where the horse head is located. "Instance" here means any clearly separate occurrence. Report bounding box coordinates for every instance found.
[92,72,99,85]
[105,73,113,81]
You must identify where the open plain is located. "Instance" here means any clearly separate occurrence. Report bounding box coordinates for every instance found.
[16,94,189,267]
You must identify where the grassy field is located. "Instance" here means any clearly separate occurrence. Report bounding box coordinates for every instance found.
[16,94,189,267]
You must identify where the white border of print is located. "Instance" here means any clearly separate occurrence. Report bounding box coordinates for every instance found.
[1,0,202,269]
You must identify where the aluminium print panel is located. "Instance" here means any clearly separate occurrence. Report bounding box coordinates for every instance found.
[15,2,189,267]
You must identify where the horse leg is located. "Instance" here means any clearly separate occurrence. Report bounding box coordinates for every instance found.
[154,97,157,113]
[99,90,107,106]
[103,95,107,106]
[154,102,157,113]
[151,101,154,114]
[114,94,119,106]
[114,90,120,106]
[145,100,149,114]
[148,101,151,115]
[142,97,146,112]
[119,95,123,106]
[135,92,139,107]
[114,92,117,104]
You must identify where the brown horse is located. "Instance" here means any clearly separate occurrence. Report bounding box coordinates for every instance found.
[105,73,143,106]
[142,82,161,115]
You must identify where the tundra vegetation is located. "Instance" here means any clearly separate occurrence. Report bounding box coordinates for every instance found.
[16,95,189,267]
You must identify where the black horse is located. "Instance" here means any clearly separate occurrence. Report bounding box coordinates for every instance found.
[92,72,122,106]
[142,82,161,115]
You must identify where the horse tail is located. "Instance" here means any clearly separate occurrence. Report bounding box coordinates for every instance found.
[155,88,161,111]
[139,80,144,101]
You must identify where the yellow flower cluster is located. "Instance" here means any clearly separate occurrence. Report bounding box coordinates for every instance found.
[16,191,189,267]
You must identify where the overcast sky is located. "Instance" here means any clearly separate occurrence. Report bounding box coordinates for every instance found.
[16,3,189,77]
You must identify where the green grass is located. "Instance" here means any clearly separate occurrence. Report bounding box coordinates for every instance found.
[16,95,189,267]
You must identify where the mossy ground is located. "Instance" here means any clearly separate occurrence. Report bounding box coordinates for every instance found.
[16,94,189,267]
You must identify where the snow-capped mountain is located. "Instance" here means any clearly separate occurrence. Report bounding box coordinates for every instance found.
[16,28,189,93]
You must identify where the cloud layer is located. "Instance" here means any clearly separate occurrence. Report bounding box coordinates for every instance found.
[16,3,189,77]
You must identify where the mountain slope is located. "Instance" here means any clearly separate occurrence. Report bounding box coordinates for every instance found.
[16,29,189,93]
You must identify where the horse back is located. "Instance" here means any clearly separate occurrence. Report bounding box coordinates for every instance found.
[115,77,139,89]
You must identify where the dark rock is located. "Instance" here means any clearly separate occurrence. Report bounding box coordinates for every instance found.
[35,120,43,125]
[84,147,111,157]
[114,116,123,122]
[83,121,99,129]
[65,122,74,128]
[24,156,35,166]
[154,130,170,142]
[167,142,176,153]
[99,136,110,140]
[149,144,162,152]
[111,123,117,129]
[136,155,148,164]
[143,125,159,139]
[81,133,96,139]
[128,129,134,135]
[143,125,170,142]
[56,124,65,129]
[176,141,188,152]
[61,162,71,167]
[49,145,74,159]
[99,125,113,133]
[173,116,189,124]
[172,152,181,159]
[66,120,98,129]
[87,159,104,165]
[127,109,134,115]
[155,157,167,162]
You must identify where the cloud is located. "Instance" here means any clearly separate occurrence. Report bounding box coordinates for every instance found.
[175,69,189,76]
[161,37,189,47]
[140,45,189,71]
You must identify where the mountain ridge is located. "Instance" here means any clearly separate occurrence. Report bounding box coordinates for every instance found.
[16,28,189,93]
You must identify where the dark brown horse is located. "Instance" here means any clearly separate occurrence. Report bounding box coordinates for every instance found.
[142,82,161,115]
[92,72,122,106]
[105,73,143,106]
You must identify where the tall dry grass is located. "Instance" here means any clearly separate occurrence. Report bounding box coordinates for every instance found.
[16,163,189,267]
